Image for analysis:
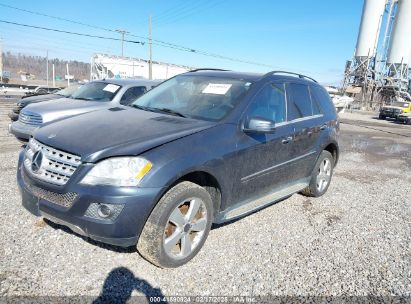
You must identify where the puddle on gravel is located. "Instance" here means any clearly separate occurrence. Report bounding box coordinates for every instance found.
[340,130,411,167]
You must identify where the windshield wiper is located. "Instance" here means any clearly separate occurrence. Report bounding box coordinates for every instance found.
[73,97,91,101]
[131,104,159,113]
[155,107,187,118]
[131,105,186,117]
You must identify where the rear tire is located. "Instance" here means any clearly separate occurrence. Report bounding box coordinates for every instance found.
[379,114,386,120]
[301,150,334,197]
[137,181,213,268]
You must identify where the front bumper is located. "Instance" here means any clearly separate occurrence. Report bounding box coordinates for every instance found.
[397,115,411,123]
[8,110,19,121]
[17,151,165,247]
[9,121,38,142]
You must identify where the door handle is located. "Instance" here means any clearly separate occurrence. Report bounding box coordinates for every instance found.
[282,136,293,144]
[320,124,327,130]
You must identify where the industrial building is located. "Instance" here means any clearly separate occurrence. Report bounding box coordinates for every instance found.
[343,0,411,109]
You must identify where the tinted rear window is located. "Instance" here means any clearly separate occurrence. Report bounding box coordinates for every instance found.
[286,83,312,120]
[310,85,335,116]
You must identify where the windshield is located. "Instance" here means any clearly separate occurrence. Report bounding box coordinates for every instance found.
[131,75,252,121]
[71,82,121,102]
[56,85,80,97]
[392,101,409,108]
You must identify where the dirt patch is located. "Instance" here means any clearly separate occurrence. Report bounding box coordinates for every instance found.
[34,219,47,229]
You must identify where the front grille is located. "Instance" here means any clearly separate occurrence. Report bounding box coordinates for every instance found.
[23,138,81,186]
[13,103,24,113]
[19,111,43,126]
[22,171,77,208]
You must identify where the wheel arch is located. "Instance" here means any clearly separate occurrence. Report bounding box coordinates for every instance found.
[167,170,222,219]
[323,142,339,166]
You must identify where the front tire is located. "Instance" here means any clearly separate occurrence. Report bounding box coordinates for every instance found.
[137,181,213,268]
[379,114,386,120]
[301,150,334,197]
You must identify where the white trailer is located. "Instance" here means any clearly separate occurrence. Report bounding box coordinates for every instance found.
[91,53,194,81]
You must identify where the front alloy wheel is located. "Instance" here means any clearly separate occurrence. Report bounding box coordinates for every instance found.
[164,198,208,259]
[137,181,213,268]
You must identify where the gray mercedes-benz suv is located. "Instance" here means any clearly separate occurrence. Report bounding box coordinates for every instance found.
[10,79,159,142]
[17,69,339,268]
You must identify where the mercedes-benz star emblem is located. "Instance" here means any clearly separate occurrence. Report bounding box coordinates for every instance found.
[31,151,43,173]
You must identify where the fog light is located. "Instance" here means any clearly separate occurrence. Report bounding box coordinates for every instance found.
[97,204,112,218]
[84,202,124,222]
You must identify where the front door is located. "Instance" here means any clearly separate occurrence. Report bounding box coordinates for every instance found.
[230,82,294,205]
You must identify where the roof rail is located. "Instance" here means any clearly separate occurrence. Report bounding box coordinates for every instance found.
[263,71,318,83]
[189,68,230,72]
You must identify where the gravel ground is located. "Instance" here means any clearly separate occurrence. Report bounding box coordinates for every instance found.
[0,102,410,301]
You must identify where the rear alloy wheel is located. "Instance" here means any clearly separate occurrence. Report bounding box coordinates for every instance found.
[137,181,213,268]
[316,158,332,192]
[302,150,334,197]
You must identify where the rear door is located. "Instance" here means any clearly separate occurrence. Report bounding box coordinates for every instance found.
[285,82,323,181]
[231,82,294,203]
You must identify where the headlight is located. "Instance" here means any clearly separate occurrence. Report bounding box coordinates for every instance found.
[81,157,152,186]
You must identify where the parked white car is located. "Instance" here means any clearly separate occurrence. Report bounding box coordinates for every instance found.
[10,79,160,142]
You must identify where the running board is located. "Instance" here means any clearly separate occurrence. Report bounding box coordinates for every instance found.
[215,180,309,223]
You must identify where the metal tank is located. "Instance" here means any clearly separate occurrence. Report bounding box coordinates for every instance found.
[355,0,387,59]
[387,0,411,65]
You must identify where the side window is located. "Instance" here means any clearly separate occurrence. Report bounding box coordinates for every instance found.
[120,86,147,105]
[131,86,147,98]
[247,83,286,123]
[309,86,323,115]
[310,85,335,116]
[286,83,312,121]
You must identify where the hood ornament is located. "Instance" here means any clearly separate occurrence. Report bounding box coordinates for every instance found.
[31,151,43,173]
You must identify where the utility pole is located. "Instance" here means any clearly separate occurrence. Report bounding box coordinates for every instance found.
[46,50,49,90]
[116,29,129,57]
[0,37,3,83]
[149,15,153,80]
[66,63,70,87]
[52,63,55,87]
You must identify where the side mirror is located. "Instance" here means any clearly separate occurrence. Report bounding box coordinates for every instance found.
[244,117,276,133]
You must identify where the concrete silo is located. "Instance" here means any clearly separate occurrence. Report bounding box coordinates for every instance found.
[355,0,387,59]
[385,0,411,91]
[343,0,387,106]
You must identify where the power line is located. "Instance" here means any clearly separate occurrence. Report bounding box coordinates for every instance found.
[0,4,284,70]
[0,20,145,45]
[152,1,217,25]
[0,3,116,33]
[153,1,221,27]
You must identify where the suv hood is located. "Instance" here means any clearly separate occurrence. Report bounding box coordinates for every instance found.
[20,94,62,106]
[23,98,109,123]
[382,106,403,111]
[34,107,216,163]
[399,112,411,117]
